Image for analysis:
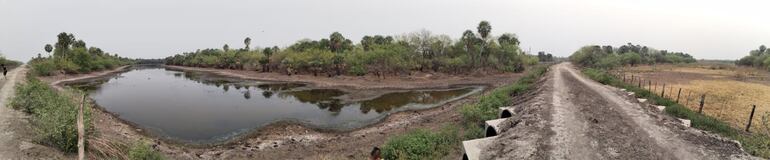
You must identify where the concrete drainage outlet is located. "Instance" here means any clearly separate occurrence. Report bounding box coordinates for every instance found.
[484,118,506,137]
[461,136,498,160]
[499,107,515,118]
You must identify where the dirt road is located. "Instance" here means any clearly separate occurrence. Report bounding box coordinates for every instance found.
[0,65,29,159]
[0,65,65,160]
[483,63,755,160]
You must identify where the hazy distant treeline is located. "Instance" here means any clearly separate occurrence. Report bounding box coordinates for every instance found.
[570,43,696,69]
[165,21,543,77]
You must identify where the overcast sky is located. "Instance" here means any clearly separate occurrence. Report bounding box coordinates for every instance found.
[1,0,768,62]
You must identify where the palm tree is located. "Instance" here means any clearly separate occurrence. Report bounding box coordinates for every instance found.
[244,37,251,50]
[44,44,53,56]
[329,32,345,53]
[477,21,491,40]
[477,21,492,66]
[223,44,230,52]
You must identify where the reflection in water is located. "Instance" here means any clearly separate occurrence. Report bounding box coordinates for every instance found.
[280,89,346,112]
[72,68,482,144]
[359,88,474,114]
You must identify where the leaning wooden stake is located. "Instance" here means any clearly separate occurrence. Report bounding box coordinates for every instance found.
[675,88,682,103]
[746,105,757,132]
[78,94,86,160]
[698,94,706,114]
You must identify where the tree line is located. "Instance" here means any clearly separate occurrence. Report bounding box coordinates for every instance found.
[165,21,539,77]
[570,43,696,69]
[736,45,770,69]
[29,32,133,76]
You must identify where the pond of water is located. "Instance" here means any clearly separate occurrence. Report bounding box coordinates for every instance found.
[69,67,483,144]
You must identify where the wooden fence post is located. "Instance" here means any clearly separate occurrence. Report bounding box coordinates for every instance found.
[676,88,682,103]
[78,94,86,160]
[698,94,706,114]
[648,80,651,90]
[661,83,666,97]
[638,78,642,88]
[686,91,692,106]
[746,105,757,132]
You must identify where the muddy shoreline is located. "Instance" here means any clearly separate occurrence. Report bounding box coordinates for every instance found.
[46,65,524,159]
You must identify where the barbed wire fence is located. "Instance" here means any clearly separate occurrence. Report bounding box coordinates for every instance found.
[607,71,769,135]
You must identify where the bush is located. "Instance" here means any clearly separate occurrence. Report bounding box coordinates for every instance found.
[381,126,459,160]
[30,59,57,76]
[9,77,92,153]
[128,142,165,160]
[348,65,367,76]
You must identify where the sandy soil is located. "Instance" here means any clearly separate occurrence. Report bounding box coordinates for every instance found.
[482,63,756,159]
[45,65,525,159]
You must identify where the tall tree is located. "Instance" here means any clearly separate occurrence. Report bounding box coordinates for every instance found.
[461,30,478,67]
[361,35,373,51]
[72,40,86,48]
[476,21,492,40]
[223,44,230,52]
[329,32,346,53]
[244,37,251,50]
[498,33,520,46]
[54,32,75,58]
[477,21,492,66]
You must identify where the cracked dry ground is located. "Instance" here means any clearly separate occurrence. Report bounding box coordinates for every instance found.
[481,63,757,160]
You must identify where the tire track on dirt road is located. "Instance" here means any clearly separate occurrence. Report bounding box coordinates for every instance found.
[484,63,756,160]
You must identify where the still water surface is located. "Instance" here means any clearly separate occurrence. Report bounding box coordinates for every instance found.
[72,67,482,144]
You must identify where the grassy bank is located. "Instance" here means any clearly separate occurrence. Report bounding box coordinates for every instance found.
[10,74,165,159]
[9,76,93,153]
[378,64,550,160]
[381,126,459,160]
[460,64,549,138]
[581,68,770,158]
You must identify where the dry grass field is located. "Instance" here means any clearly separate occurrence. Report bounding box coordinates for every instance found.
[621,63,770,135]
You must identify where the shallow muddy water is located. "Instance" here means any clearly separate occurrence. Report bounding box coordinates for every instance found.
[70,67,482,144]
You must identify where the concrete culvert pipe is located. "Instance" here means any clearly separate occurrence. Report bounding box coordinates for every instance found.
[461,136,497,160]
[484,118,506,137]
[485,126,498,137]
[499,107,514,118]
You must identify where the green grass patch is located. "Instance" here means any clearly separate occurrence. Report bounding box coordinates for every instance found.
[9,76,92,153]
[380,64,551,160]
[381,125,460,160]
[581,67,770,158]
[128,141,165,160]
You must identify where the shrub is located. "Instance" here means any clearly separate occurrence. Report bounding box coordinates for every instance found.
[128,141,165,160]
[381,126,459,160]
[30,59,57,76]
[348,65,367,76]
